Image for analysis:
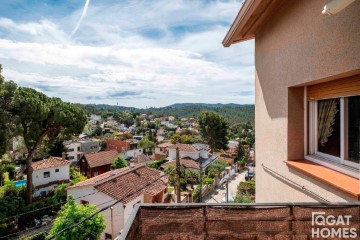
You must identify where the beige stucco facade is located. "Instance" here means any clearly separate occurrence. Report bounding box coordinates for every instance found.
[252,0,360,202]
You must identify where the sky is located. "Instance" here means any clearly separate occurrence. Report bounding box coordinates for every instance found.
[0,0,254,108]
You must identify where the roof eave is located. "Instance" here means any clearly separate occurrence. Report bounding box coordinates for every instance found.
[222,0,256,47]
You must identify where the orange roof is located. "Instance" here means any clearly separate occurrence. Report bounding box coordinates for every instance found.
[161,158,200,170]
[167,143,197,153]
[83,150,119,168]
[68,167,130,189]
[95,166,167,203]
[32,157,70,171]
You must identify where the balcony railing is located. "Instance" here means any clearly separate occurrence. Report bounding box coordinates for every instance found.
[120,203,360,240]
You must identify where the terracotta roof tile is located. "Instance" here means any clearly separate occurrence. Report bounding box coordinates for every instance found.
[133,154,151,164]
[68,167,130,189]
[161,158,200,170]
[167,143,197,153]
[32,157,70,171]
[95,166,167,203]
[83,150,119,168]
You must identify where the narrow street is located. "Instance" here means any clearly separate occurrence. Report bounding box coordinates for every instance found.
[203,169,249,203]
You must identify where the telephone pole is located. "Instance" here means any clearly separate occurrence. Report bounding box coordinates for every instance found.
[176,147,181,203]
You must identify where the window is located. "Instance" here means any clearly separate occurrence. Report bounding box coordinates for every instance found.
[308,95,360,168]
[68,148,74,152]
[43,171,50,178]
[77,147,81,151]
[55,169,59,173]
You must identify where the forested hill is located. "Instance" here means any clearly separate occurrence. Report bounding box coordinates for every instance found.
[78,103,255,125]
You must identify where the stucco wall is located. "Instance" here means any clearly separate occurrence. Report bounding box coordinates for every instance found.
[33,165,70,187]
[67,186,144,239]
[254,0,360,202]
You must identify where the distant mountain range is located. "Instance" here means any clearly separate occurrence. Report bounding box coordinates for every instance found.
[78,103,254,125]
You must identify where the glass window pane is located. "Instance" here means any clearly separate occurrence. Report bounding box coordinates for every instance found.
[317,98,340,157]
[347,96,360,163]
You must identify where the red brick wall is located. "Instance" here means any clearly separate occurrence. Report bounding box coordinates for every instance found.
[106,139,129,153]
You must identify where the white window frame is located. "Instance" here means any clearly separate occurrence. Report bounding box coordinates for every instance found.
[305,90,360,178]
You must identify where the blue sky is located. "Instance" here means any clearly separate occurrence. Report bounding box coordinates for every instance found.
[0,0,254,108]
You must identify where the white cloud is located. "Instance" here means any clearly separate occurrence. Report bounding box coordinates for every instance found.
[0,0,254,107]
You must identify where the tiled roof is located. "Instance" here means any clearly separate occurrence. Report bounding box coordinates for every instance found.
[95,166,167,203]
[167,143,197,153]
[133,154,151,164]
[83,150,119,168]
[157,142,173,148]
[161,157,200,170]
[192,143,210,151]
[68,167,130,189]
[32,157,70,171]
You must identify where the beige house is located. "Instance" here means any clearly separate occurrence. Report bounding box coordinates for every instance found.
[223,0,360,202]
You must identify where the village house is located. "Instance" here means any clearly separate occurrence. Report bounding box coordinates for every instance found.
[67,165,167,239]
[154,142,173,160]
[32,157,71,197]
[166,143,218,170]
[64,139,101,163]
[223,0,360,202]
[78,150,119,178]
[106,138,142,160]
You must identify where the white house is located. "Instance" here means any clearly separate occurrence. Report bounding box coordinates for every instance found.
[64,139,101,163]
[32,157,71,197]
[167,143,217,170]
[67,165,167,240]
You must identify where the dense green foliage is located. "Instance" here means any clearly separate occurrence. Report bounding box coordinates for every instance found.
[147,158,167,169]
[49,196,106,240]
[198,111,229,152]
[137,136,155,154]
[70,166,87,185]
[0,185,61,236]
[113,156,128,169]
[78,103,255,125]
[207,160,228,178]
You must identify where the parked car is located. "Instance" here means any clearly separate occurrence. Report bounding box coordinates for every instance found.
[245,171,254,181]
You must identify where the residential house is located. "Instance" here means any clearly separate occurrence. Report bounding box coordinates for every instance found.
[64,139,101,163]
[167,143,218,170]
[78,150,119,178]
[106,139,142,160]
[67,165,167,239]
[154,142,173,160]
[168,116,175,122]
[223,0,360,202]
[227,140,239,154]
[106,139,137,153]
[32,157,70,197]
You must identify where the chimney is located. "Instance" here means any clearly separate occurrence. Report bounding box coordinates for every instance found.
[130,158,135,168]
[62,152,67,159]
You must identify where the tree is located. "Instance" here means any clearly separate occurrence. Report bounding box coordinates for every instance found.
[0,66,17,156]
[49,196,106,240]
[198,111,229,152]
[181,135,194,144]
[235,142,246,162]
[113,156,127,169]
[137,136,155,154]
[11,87,87,204]
[170,133,181,144]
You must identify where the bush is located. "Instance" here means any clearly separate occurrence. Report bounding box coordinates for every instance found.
[202,177,214,185]
[207,160,228,178]
[231,193,254,203]
[54,183,71,202]
[238,180,255,195]
[112,157,127,169]
[147,158,167,169]
[70,166,87,184]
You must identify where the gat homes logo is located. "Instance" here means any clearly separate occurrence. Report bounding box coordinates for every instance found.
[312,212,357,238]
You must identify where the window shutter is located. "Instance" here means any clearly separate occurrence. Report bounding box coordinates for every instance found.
[307,75,360,101]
